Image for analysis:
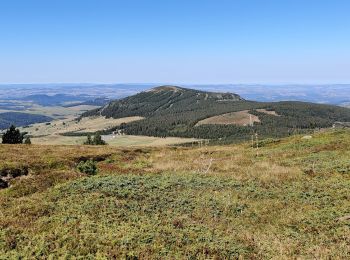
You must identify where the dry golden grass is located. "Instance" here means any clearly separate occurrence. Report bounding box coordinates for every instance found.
[256,108,279,116]
[0,144,115,170]
[28,134,199,146]
[21,115,144,137]
[150,144,303,185]
[196,110,260,126]
[29,135,86,145]
[105,134,200,147]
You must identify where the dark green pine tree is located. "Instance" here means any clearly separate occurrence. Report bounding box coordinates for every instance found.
[84,134,93,145]
[2,125,23,144]
[2,125,24,144]
[93,133,106,145]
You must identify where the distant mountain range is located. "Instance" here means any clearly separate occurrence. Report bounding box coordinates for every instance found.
[20,94,93,107]
[0,94,110,111]
[1,84,349,106]
[83,86,350,143]
[62,97,111,108]
[187,84,350,107]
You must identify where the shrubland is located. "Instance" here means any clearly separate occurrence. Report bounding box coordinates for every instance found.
[0,129,349,258]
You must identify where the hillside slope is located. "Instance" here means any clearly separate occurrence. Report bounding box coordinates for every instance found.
[83,86,350,142]
[83,85,243,118]
[0,129,349,258]
[20,94,92,106]
[0,112,52,130]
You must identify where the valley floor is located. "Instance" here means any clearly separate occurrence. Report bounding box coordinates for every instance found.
[0,129,349,258]
[28,134,200,147]
[17,115,199,147]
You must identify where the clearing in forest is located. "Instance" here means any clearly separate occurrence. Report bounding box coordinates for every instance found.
[196,110,260,126]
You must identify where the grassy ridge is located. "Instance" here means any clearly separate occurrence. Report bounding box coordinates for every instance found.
[0,130,349,258]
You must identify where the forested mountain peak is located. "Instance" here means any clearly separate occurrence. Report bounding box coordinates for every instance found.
[147,85,183,93]
[82,86,350,142]
[83,86,244,118]
[146,85,243,101]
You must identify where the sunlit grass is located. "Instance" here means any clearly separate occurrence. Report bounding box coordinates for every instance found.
[0,129,349,258]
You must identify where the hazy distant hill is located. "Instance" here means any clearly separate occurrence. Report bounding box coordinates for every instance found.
[0,112,52,130]
[2,84,349,106]
[21,94,92,107]
[83,86,350,142]
[189,84,350,106]
[63,97,111,108]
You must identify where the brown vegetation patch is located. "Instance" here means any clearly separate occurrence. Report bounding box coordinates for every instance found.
[0,144,115,170]
[256,109,279,116]
[6,170,83,197]
[196,110,260,126]
[20,115,144,139]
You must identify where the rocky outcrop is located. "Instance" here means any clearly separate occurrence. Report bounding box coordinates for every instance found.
[0,166,29,189]
[0,179,8,189]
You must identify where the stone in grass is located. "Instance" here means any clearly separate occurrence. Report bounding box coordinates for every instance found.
[337,215,350,222]
[0,179,8,189]
[302,135,313,140]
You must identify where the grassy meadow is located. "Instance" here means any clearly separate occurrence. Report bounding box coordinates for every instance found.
[19,116,144,137]
[16,115,198,147]
[0,129,349,258]
[26,134,199,147]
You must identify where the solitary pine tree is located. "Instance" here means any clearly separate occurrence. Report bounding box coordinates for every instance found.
[2,125,24,144]
[93,133,106,145]
[84,134,93,145]
[83,133,106,145]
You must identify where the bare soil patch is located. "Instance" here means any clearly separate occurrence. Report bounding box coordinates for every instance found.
[256,109,279,116]
[196,110,260,126]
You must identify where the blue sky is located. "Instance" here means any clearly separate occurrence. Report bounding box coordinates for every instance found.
[0,0,349,84]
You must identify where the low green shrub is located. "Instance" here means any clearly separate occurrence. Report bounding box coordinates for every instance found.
[76,160,97,175]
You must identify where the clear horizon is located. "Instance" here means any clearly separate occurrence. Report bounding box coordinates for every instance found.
[1,82,350,86]
[1,0,350,84]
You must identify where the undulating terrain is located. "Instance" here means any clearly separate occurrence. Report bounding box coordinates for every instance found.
[84,86,350,143]
[1,85,350,146]
[1,129,349,258]
[0,112,52,130]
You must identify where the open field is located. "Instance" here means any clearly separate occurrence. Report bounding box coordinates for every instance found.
[18,115,198,147]
[29,134,200,147]
[256,108,279,116]
[19,116,144,137]
[104,134,200,147]
[196,110,260,126]
[0,129,349,258]
[29,135,87,145]
[196,109,279,127]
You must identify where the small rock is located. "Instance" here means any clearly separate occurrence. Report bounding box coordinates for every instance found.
[337,215,350,222]
[0,179,8,189]
[302,135,312,140]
